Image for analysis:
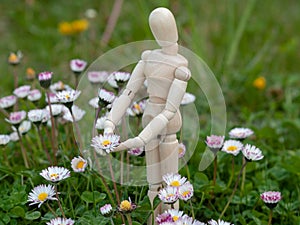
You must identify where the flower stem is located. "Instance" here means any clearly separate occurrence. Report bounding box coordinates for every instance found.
[268,209,273,225]
[46,202,57,217]
[107,155,121,204]
[71,110,84,155]
[125,214,133,225]
[16,129,29,168]
[213,156,217,186]
[189,199,195,219]
[46,90,58,164]
[227,156,235,188]
[110,217,115,225]
[219,160,248,219]
[54,185,66,219]
[37,125,53,164]
[241,156,246,193]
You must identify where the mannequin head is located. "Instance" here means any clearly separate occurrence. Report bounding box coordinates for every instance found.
[149,7,178,48]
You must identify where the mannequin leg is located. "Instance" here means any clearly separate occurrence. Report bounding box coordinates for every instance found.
[159,134,179,210]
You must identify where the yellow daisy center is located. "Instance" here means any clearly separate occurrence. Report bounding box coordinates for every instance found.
[65,94,70,100]
[134,104,141,111]
[178,147,183,154]
[173,216,179,221]
[120,200,131,211]
[170,180,180,187]
[9,53,18,63]
[50,173,59,179]
[38,192,48,201]
[76,161,85,169]
[182,191,190,197]
[102,140,111,146]
[227,145,237,151]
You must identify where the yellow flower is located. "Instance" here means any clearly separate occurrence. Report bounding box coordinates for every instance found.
[8,51,22,65]
[58,21,74,35]
[71,19,89,33]
[253,76,266,90]
[26,67,36,80]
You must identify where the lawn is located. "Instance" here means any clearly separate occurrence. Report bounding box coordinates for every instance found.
[0,0,299,224]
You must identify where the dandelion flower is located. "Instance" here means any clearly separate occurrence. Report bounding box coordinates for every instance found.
[229,127,254,140]
[100,204,113,217]
[260,191,281,209]
[178,181,194,201]
[71,19,89,33]
[13,85,31,98]
[163,173,187,187]
[91,134,120,155]
[0,135,10,146]
[87,71,109,84]
[221,140,243,156]
[242,144,264,161]
[0,95,17,109]
[6,111,26,126]
[28,184,57,208]
[40,166,70,182]
[46,217,75,225]
[58,21,74,35]
[158,186,179,204]
[71,156,88,172]
[253,76,266,90]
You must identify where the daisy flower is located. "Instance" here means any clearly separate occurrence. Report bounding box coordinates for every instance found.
[91,134,120,155]
[208,219,232,225]
[95,116,107,130]
[71,156,88,172]
[62,105,86,122]
[158,186,179,204]
[260,191,282,209]
[28,109,50,125]
[46,217,75,225]
[229,127,254,140]
[118,198,137,214]
[178,181,194,201]
[156,212,173,224]
[100,204,113,217]
[205,135,225,152]
[88,97,99,109]
[127,100,147,117]
[45,92,59,104]
[6,111,26,126]
[98,88,115,107]
[50,81,72,93]
[221,140,243,156]
[26,67,36,81]
[0,135,10,146]
[56,89,81,109]
[181,92,196,105]
[163,173,187,187]
[27,89,42,102]
[28,184,57,208]
[128,147,144,156]
[38,71,53,89]
[178,142,186,159]
[87,71,109,84]
[70,59,87,73]
[167,209,184,222]
[40,166,70,182]
[0,95,17,109]
[13,85,31,98]
[8,51,22,65]
[16,120,31,135]
[242,144,264,161]
[9,132,19,142]
[45,104,64,117]
[112,71,131,85]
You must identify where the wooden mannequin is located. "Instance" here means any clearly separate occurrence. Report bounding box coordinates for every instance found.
[104,7,190,222]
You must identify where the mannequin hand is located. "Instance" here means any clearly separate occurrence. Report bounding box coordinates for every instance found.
[113,137,145,152]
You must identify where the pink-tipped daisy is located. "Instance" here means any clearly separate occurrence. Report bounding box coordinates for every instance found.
[128,147,144,156]
[100,204,113,217]
[45,104,64,117]
[181,92,196,105]
[56,89,81,109]
[167,209,184,222]
[178,142,186,159]
[118,198,137,214]
[221,140,243,156]
[178,181,194,201]
[260,191,281,209]
[38,71,53,89]
[62,105,86,122]
[163,173,187,187]
[156,212,173,224]
[28,184,57,208]
[13,85,31,98]
[208,219,233,225]
[40,166,70,182]
[98,88,115,107]
[28,109,50,125]
[70,59,87,73]
[0,95,17,109]
[88,97,99,109]
[27,89,42,102]
[127,100,147,117]
[71,156,88,172]
[87,71,109,84]
[6,111,26,126]
[91,134,120,155]
[50,81,72,93]
[205,135,225,153]
[16,120,31,135]
[158,186,179,204]
[229,127,254,140]
[0,135,10,146]
[45,92,59,104]
[242,144,264,161]
[46,217,75,225]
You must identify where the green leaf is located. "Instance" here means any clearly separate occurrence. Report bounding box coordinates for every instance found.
[24,211,41,220]
[80,191,106,203]
[9,206,25,218]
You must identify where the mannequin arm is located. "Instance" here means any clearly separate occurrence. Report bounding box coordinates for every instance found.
[113,66,191,152]
[104,59,146,134]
